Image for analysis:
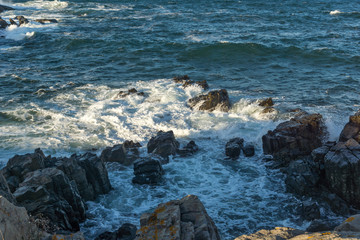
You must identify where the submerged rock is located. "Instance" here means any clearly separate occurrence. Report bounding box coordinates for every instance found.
[132,158,164,185]
[147,130,180,158]
[0,17,9,29]
[262,113,325,164]
[35,19,58,24]
[188,89,230,112]
[177,140,199,157]
[225,137,244,158]
[116,88,145,98]
[95,223,137,240]
[16,15,29,26]
[135,195,220,240]
[242,144,255,157]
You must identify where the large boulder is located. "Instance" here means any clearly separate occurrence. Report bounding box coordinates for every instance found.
[335,214,360,232]
[323,138,360,209]
[136,195,220,240]
[132,158,164,185]
[339,110,360,142]
[262,113,325,164]
[13,168,86,231]
[147,131,180,159]
[234,227,304,240]
[188,89,230,112]
[101,141,141,165]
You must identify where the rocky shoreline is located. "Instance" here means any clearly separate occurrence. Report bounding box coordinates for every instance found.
[1,75,360,239]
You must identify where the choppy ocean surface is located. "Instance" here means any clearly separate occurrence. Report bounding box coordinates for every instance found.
[1,0,360,239]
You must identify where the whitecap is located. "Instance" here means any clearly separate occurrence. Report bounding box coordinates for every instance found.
[330,10,342,15]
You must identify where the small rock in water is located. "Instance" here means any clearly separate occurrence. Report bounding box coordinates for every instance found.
[258,97,274,107]
[116,88,145,98]
[0,17,9,29]
[9,18,18,26]
[147,130,179,159]
[173,75,190,83]
[15,16,29,26]
[35,19,58,24]
[242,144,255,157]
[177,140,199,157]
[132,158,164,185]
[188,89,230,112]
[173,75,209,89]
[225,138,244,159]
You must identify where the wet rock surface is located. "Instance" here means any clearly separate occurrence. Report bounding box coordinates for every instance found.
[132,158,164,185]
[101,141,141,165]
[135,195,220,240]
[147,130,180,158]
[177,140,199,157]
[188,89,230,112]
[262,113,325,164]
[225,137,244,158]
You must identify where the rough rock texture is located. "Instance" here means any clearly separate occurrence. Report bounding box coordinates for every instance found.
[225,138,244,158]
[323,139,360,209]
[13,168,86,231]
[177,140,199,157]
[0,195,46,240]
[259,97,274,107]
[135,195,220,240]
[299,200,321,221]
[95,223,137,240]
[117,88,145,98]
[234,227,305,240]
[101,141,141,165]
[147,130,180,158]
[335,215,360,232]
[0,4,14,13]
[339,111,360,142]
[16,15,29,25]
[0,171,16,204]
[0,17,9,29]
[242,144,255,157]
[132,158,164,184]
[262,113,325,163]
[188,89,230,112]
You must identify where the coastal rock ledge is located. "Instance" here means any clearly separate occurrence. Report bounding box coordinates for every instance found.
[135,195,221,240]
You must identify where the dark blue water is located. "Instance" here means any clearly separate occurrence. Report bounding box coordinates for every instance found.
[1,0,360,239]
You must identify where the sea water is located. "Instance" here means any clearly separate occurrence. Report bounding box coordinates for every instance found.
[0,0,359,239]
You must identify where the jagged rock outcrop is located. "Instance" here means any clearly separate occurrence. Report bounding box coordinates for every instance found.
[132,158,164,184]
[95,223,137,240]
[13,168,86,231]
[101,141,141,165]
[188,89,230,112]
[147,130,180,159]
[177,140,199,157]
[1,149,112,232]
[262,113,325,164]
[339,110,360,142]
[0,171,16,204]
[135,195,220,240]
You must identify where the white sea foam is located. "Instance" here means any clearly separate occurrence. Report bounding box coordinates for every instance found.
[14,0,68,10]
[330,10,342,15]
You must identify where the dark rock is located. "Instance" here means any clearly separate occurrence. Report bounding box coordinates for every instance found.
[147,130,179,158]
[188,89,230,112]
[15,16,29,26]
[0,171,16,204]
[9,18,18,26]
[319,190,350,216]
[0,4,14,13]
[242,144,255,157]
[117,88,144,98]
[136,195,220,240]
[132,158,164,185]
[299,200,320,221]
[225,138,244,158]
[258,97,274,107]
[95,223,137,240]
[0,17,9,29]
[183,80,209,90]
[35,19,58,24]
[339,110,360,142]
[306,219,339,232]
[262,113,325,164]
[2,148,46,192]
[173,75,190,83]
[261,107,276,114]
[100,141,140,166]
[285,158,320,196]
[323,138,360,209]
[13,168,86,232]
[177,140,199,157]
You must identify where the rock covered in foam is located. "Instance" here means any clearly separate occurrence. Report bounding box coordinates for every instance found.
[135,195,220,240]
[262,113,325,164]
[188,89,230,112]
